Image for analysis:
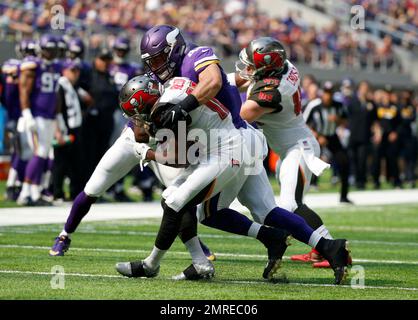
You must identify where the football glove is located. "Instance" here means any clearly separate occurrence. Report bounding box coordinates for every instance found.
[133,142,151,171]
[159,94,198,130]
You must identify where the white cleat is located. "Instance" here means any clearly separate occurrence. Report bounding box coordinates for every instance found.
[172,262,215,281]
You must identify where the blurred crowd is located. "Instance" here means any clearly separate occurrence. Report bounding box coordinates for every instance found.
[300,75,418,190]
[0,0,401,71]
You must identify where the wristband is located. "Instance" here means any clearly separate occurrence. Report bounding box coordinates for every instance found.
[179,94,200,112]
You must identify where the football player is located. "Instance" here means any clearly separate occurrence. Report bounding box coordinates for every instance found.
[117,26,351,283]
[16,34,64,206]
[3,39,37,200]
[115,75,351,284]
[232,37,344,268]
[50,76,288,282]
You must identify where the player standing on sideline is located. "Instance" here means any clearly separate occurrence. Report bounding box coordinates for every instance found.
[108,35,143,202]
[230,37,345,268]
[2,39,37,200]
[16,34,64,206]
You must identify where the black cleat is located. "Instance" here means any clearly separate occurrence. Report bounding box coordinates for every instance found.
[318,239,351,285]
[115,260,159,278]
[258,226,291,281]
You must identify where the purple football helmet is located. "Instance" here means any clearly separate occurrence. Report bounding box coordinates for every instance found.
[38,34,58,60]
[140,25,186,83]
[17,38,37,58]
[56,35,68,59]
[68,37,85,59]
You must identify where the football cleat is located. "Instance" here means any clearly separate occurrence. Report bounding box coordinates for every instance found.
[49,236,71,256]
[115,260,159,278]
[317,239,351,285]
[172,262,215,281]
[312,260,331,268]
[291,249,324,263]
[199,238,216,261]
[259,227,291,281]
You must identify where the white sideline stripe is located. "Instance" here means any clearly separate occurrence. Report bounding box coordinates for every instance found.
[0,270,417,292]
[1,189,418,226]
[1,227,418,247]
[1,244,418,265]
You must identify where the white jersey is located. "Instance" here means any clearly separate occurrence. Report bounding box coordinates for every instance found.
[247,61,314,156]
[159,77,244,158]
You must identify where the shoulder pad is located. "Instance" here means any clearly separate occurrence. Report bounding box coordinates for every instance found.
[248,78,282,110]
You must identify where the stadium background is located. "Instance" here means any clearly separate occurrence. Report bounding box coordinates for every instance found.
[0,0,417,300]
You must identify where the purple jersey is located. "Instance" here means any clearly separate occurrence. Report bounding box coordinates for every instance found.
[20,56,62,119]
[110,62,143,91]
[1,59,21,121]
[178,45,246,129]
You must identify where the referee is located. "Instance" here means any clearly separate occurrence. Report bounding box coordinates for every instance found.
[305,82,353,204]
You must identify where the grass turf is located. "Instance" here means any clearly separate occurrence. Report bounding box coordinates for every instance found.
[0,203,418,300]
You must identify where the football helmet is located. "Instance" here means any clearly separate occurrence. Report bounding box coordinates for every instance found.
[16,38,37,58]
[38,34,58,60]
[68,37,85,59]
[140,25,186,83]
[113,35,131,63]
[118,75,161,125]
[236,37,287,80]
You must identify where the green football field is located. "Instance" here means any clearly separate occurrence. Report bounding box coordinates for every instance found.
[0,203,417,300]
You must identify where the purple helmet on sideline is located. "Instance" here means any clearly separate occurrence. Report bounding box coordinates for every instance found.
[17,38,37,58]
[113,36,130,52]
[38,34,58,60]
[68,37,85,59]
[140,25,186,83]
[56,35,68,59]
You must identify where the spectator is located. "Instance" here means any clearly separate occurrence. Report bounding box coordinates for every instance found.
[346,81,377,189]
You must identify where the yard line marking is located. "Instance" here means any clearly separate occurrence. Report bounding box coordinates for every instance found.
[0,270,417,292]
[1,227,418,247]
[1,244,418,265]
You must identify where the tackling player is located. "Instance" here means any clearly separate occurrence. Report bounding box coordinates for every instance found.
[115,76,351,284]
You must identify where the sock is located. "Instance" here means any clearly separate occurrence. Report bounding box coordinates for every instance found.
[25,156,47,185]
[294,204,323,230]
[308,231,322,248]
[184,236,208,265]
[144,246,166,270]
[64,191,97,233]
[19,182,31,200]
[201,208,253,236]
[316,225,333,239]
[247,222,262,238]
[16,159,28,183]
[30,184,41,201]
[59,229,70,238]
[264,207,314,244]
[6,168,18,187]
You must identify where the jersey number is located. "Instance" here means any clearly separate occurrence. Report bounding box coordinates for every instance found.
[41,72,59,93]
[171,78,229,120]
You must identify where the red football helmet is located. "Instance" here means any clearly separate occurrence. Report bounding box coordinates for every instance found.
[236,37,287,80]
[118,75,161,125]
